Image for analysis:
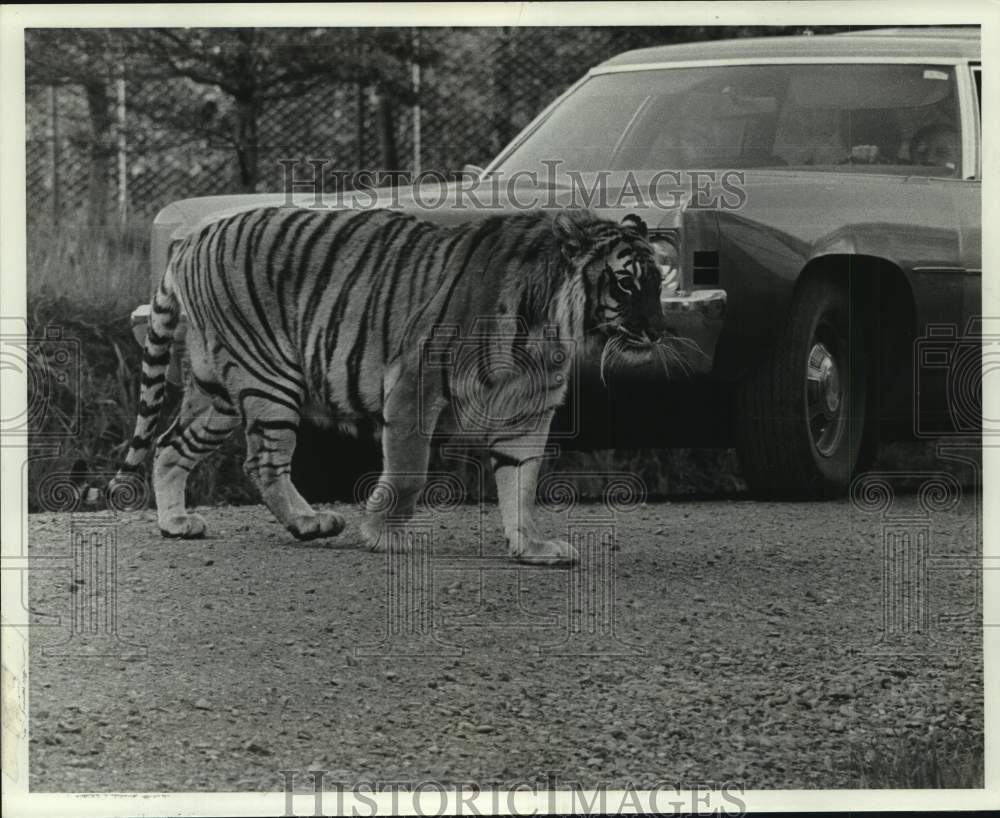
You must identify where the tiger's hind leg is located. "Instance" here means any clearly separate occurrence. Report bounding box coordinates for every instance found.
[240,395,345,541]
[154,377,240,538]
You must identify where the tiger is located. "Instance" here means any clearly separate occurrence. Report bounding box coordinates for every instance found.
[113,206,670,565]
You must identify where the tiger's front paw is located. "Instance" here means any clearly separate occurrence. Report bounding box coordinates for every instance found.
[360,516,414,552]
[159,512,208,539]
[288,511,345,541]
[509,537,578,566]
[360,515,389,552]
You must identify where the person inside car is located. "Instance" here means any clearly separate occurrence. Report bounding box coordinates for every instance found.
[909,122,960,174]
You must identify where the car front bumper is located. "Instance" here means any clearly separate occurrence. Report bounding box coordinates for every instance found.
[659,288,727,374]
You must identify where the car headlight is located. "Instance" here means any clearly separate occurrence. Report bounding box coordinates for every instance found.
[650,233,680,294]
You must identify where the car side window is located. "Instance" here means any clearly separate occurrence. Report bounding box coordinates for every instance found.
[770,64,963,176]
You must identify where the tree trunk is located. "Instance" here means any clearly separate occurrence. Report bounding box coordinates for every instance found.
[233,94,259,193]
[371,85,399,172]
[356,82,367,171]
[491,28,515,156]
[232,30,260,193]
[84,80,114,227]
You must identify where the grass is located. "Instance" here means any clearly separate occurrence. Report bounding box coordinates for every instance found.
[848,729,984,788]
[25,289,258,512]
[27,216,152,312]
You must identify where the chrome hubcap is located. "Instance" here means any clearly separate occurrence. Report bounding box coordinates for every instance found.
[806,340,845,457]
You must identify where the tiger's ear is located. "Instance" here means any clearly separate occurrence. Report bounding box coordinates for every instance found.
[552,210,589,258]
[621,214,648,239]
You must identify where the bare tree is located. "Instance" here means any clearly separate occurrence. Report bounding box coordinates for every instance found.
[25,29,124,226]
[26,26,432,213]
[131,27,427,191]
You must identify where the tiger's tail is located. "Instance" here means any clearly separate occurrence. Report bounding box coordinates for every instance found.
[116,256,183,478]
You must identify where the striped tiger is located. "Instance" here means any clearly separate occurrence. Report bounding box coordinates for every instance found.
[113,207,669,565]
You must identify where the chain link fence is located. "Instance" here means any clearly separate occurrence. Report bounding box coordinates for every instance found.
[26,26,831,227]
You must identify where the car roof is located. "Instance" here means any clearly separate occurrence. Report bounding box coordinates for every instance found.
[596,27,980,70]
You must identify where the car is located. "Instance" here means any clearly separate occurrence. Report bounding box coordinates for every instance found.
[132,26,982,499]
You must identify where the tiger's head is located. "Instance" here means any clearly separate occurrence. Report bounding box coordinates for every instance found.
[553,210,675,380]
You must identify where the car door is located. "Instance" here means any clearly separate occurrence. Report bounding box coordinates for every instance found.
[951,61,983,436]
[911,60,981,438]
[946,61,982,436]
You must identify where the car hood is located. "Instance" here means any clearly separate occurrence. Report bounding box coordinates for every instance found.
[152,174,702,241]
[154,166,942,237]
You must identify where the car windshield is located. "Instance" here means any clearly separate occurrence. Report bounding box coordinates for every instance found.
[494,63,962,177]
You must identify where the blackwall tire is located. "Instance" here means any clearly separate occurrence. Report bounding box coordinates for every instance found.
[734,277,867,499]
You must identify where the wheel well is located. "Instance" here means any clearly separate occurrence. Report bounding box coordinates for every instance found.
[795,254,916,430]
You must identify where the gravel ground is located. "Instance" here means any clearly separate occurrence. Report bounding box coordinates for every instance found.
[27,497,983,791]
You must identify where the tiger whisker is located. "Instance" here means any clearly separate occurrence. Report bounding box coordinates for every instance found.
[599,336,614,386]
[588,320,618,336]
[659,341,684,377]
[661,334,707,359]
[655,338,693,377]
[670,341,695,377]
[599,334,626,387]
[654,342,672,379]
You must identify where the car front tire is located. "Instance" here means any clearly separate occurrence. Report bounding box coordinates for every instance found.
[734,277,867,499]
